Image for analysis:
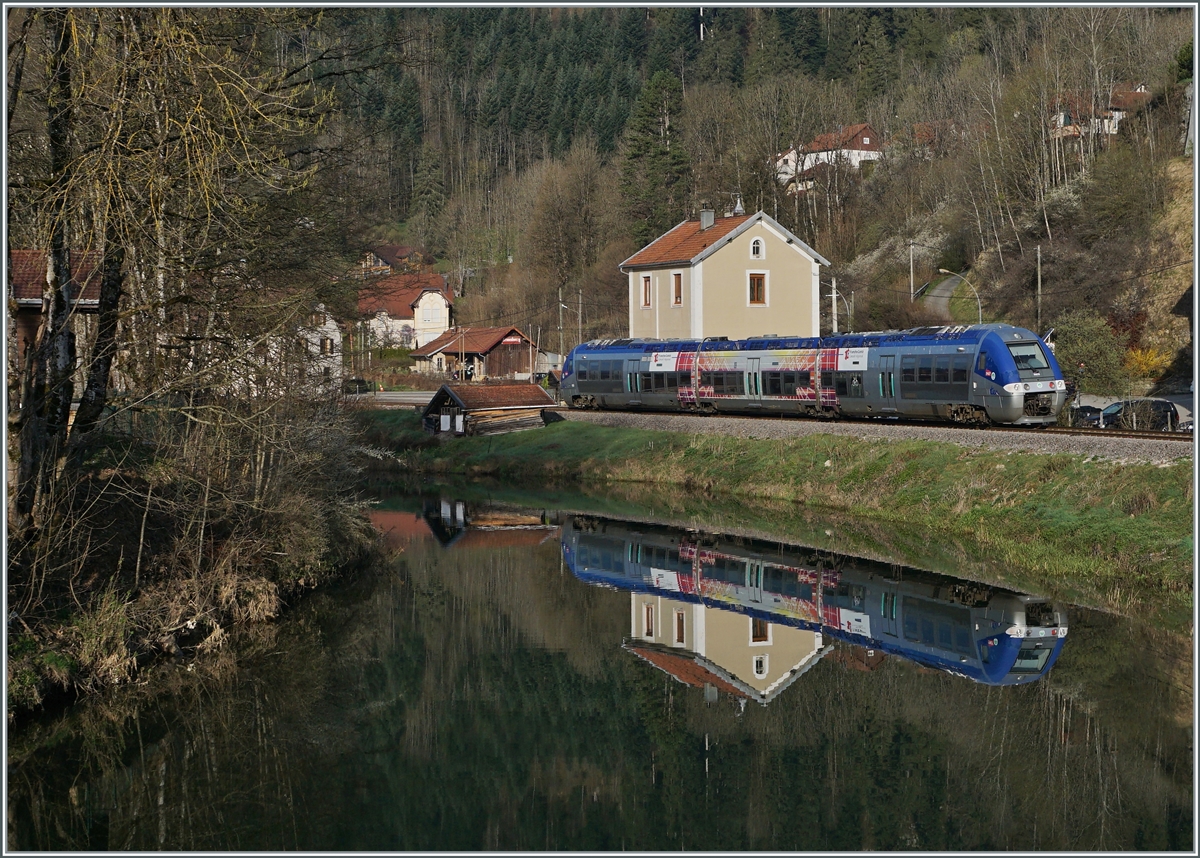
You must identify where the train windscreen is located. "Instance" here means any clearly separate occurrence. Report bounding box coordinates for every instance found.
[1009,642,1054,673]
[1006,342,1050,371]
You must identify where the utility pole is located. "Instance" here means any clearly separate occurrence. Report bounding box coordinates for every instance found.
[909,240,914,302]
[558,285,563,359]
[1036,244,1042,336]
[850,291,855,333]
[577,288,582,346]
[831,276,838,334]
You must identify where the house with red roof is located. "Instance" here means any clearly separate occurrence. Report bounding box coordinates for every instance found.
[625,591,831,706]
[620,208,829,341]
[410,326,539,379]
[356,272,453,350]
[774,123,882,191]
[9,248,102,362]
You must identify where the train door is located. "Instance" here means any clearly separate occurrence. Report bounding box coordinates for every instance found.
[626,360,641,396]
[879,587,900,637]
[746,358,761,403]
[746,561,764,604]
[879,354,897,411]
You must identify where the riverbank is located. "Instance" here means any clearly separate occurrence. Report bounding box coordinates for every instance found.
[6,408,385,723]
[359,409,1194,624]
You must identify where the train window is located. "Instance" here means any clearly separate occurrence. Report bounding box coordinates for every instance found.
[901,356,916,383]
[820,372,834,390]
[835,375,848,396]
[934,357,950,383]
[938,622,953,649]
[798,370,811,389]
[577,364,588,380]
[977,351,988,371]
[599,364,611,380]
[640,372,652,391]
[653,373,665,391]
[956,626,972,653]
[764,372,782,396]
[918,357,933,383]
[679,372,691,386]
[668,373,679,389]
[1008,342,1049,371]
[847,373,863,397]
[952,356,970,383]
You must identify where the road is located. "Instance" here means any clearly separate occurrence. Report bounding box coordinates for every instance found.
[924,273,972,322]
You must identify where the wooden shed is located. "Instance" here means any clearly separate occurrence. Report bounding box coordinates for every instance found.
[421,383,556,437]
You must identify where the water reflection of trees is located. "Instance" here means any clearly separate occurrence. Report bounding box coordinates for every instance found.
[6,536,1191,851]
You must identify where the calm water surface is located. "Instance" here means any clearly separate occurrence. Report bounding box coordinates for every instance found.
[7,493,1193,851]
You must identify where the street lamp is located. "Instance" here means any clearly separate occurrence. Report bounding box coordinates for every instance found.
[937,268,982,325]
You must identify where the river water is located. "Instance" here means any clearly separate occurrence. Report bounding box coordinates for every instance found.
[7,489,1193,851]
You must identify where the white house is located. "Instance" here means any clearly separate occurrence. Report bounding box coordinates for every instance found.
[356,272,454,350]
[774,123,882,191]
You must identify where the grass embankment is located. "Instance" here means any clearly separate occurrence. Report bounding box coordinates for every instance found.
[358,409,1193,624]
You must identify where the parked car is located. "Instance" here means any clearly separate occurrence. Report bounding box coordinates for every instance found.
[1095,397,1190,432]
[1070,403,1103,428]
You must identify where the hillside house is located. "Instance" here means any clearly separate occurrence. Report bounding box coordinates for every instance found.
[410,326,539,379]
[10,248,101,366]
[355,272,454,350]
[1050,82,1152,140]
[350,243,428,278]
[620,209,829,341]
[774,123,882,191]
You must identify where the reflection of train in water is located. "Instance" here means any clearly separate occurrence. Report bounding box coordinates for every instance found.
[562,517,1068,686]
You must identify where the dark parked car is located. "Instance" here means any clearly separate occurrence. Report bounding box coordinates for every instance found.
[1095,397,1190,432]
[1070,404,1103,428]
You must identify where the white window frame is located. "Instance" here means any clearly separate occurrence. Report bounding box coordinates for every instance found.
[750,238,764,260]
[747,271,769,307]
[753,654,769,679]
[671,271,684,307]
[642,275,652,309]
[642,602,655,638]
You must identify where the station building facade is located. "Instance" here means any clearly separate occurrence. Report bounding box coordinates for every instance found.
[620,210,830,342]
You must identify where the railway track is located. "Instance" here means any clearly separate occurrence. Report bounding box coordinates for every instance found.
[556,405,1193,443]
[995,424,1193,443]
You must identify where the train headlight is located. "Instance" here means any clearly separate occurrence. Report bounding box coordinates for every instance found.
[1023,383,1030,390]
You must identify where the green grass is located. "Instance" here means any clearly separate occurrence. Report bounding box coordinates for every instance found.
[359,409,1194,626]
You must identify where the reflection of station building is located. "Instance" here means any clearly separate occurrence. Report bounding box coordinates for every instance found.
[623,593,831,705]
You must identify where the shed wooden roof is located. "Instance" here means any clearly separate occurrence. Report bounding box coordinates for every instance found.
[421,382,555,417]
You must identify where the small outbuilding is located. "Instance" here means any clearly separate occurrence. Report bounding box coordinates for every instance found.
[421,382,556,437]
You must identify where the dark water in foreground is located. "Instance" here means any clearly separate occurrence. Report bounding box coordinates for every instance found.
[7,494,1193,851]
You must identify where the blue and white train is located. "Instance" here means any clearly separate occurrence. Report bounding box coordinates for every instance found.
[561,324,1067,426]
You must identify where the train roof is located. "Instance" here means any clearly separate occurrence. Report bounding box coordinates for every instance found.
[573,324,1040,354]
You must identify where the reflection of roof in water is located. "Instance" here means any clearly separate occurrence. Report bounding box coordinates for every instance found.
[624,640,833,705]
[368,511,433,549]
[449,527,561,550]
[624,643,748,699]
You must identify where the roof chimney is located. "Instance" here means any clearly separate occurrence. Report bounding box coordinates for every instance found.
[699,209,715,230]
[733,194,745,216]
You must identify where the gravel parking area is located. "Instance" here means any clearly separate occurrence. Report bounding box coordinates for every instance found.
[556,410,1195,465]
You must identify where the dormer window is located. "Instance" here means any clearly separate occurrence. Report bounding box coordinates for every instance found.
[862,136,870,144]
[751,239,763,259]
